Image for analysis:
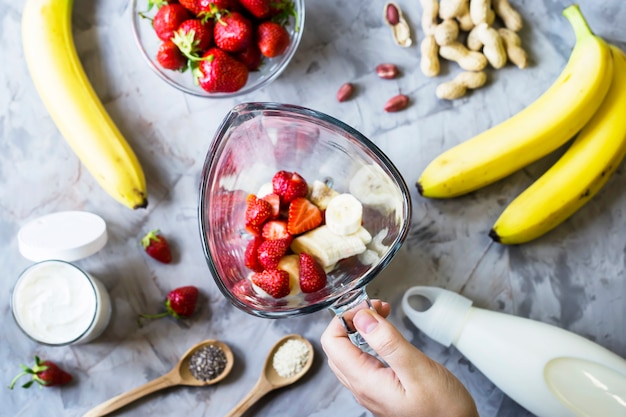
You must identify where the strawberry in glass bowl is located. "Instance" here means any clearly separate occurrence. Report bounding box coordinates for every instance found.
[131,0,305,98]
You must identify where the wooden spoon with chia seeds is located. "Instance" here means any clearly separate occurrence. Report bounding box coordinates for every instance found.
[224,334,314,417]
[83,339,234,417]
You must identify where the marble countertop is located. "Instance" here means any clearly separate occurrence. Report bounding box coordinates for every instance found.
[2,0,625,416]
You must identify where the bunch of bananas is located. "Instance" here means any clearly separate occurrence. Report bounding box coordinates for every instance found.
[417,4,626,245]
[22,0,148,210]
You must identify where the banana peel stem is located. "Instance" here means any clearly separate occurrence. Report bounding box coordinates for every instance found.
[563,4,594,41]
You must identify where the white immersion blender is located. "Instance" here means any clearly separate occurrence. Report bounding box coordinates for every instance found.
[402,286,626,417]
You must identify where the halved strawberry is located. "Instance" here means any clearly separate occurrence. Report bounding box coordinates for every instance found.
[251,269,290,298]
[245,194,272,229]
[262,220,292,241]
[244,236,265,271]
[262,193,281,218]
[287,197,323,235]
[257,238,290,270]
[299,253,327,293]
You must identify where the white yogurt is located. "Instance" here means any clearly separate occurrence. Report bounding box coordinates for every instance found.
[12,260,111,345]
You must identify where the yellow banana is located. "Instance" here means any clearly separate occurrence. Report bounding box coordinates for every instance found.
[22,0,148,209]
[490,45,626,245]
[417,4,613,198]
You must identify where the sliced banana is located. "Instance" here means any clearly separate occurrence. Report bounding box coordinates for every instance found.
[290,225,368,268]
[352,226,373,244]
[278,254,301,296]
[308,180,340,210]
[256,182,274,197]
[368,229,389,255]
[325,193,363,235]
[349,164,404,223]
[358,249,381,266]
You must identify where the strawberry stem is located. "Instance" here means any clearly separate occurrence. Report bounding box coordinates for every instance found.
[8,370,29,390]
[8,357,49,390]
[171,32,212,64]
[137,312,169,327]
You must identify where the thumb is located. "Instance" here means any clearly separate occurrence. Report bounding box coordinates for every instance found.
[353,308,428,380]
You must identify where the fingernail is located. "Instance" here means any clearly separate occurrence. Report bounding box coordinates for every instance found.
[354,310,379,334]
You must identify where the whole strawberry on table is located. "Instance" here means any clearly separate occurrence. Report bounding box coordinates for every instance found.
[141,0,298,93]
[137,285,200,326]
[9,356,72,389]
[141,229,172,264]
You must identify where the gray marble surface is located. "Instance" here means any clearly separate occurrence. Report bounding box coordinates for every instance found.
[2,0,625,416]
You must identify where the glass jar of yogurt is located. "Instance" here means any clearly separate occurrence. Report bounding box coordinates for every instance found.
[11,211,112,346]
[11,260,112,345]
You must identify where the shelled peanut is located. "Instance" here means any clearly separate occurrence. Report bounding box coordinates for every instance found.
[419,0,529,99]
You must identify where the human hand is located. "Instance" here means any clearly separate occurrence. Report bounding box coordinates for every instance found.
[321,301,478,417]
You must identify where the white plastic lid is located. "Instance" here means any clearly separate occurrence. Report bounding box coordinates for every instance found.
[17,211,107,262]
[401,286,473,347]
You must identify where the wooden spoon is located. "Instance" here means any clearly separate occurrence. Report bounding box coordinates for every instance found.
[83,339,234,417]
[224,334,314,417]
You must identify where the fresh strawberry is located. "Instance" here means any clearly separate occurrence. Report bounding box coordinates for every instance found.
[9,356,72,389]
[144,0,171,13]
[299,253,327,293]
[153,3,191,41]
[213,12,253,53]
[194,47,249,93]
[141,229,172,263]
[287,197,323,235]
[272,170,292,196]
[157,39,188,70]
[238,0,271,19]
[245,194,273,228]
[267,0,297,25]
[251,269,290,298]
[272,171,308,204]
[262,193,281,218]
[198,0,241,15]
[175,18,214,53]
[257,238,290,269]
[178,0,202,15]
[244,236,265,272]
[257,21,290,58]
[234,42,263,71]
[165,286,199,317]
[138,285,199,325]
[262,219,292,241]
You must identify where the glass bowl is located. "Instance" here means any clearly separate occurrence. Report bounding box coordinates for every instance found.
[198,103,411,327]
[130,0,305,98]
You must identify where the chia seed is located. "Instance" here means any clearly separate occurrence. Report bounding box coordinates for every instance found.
[188,344,227,381]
